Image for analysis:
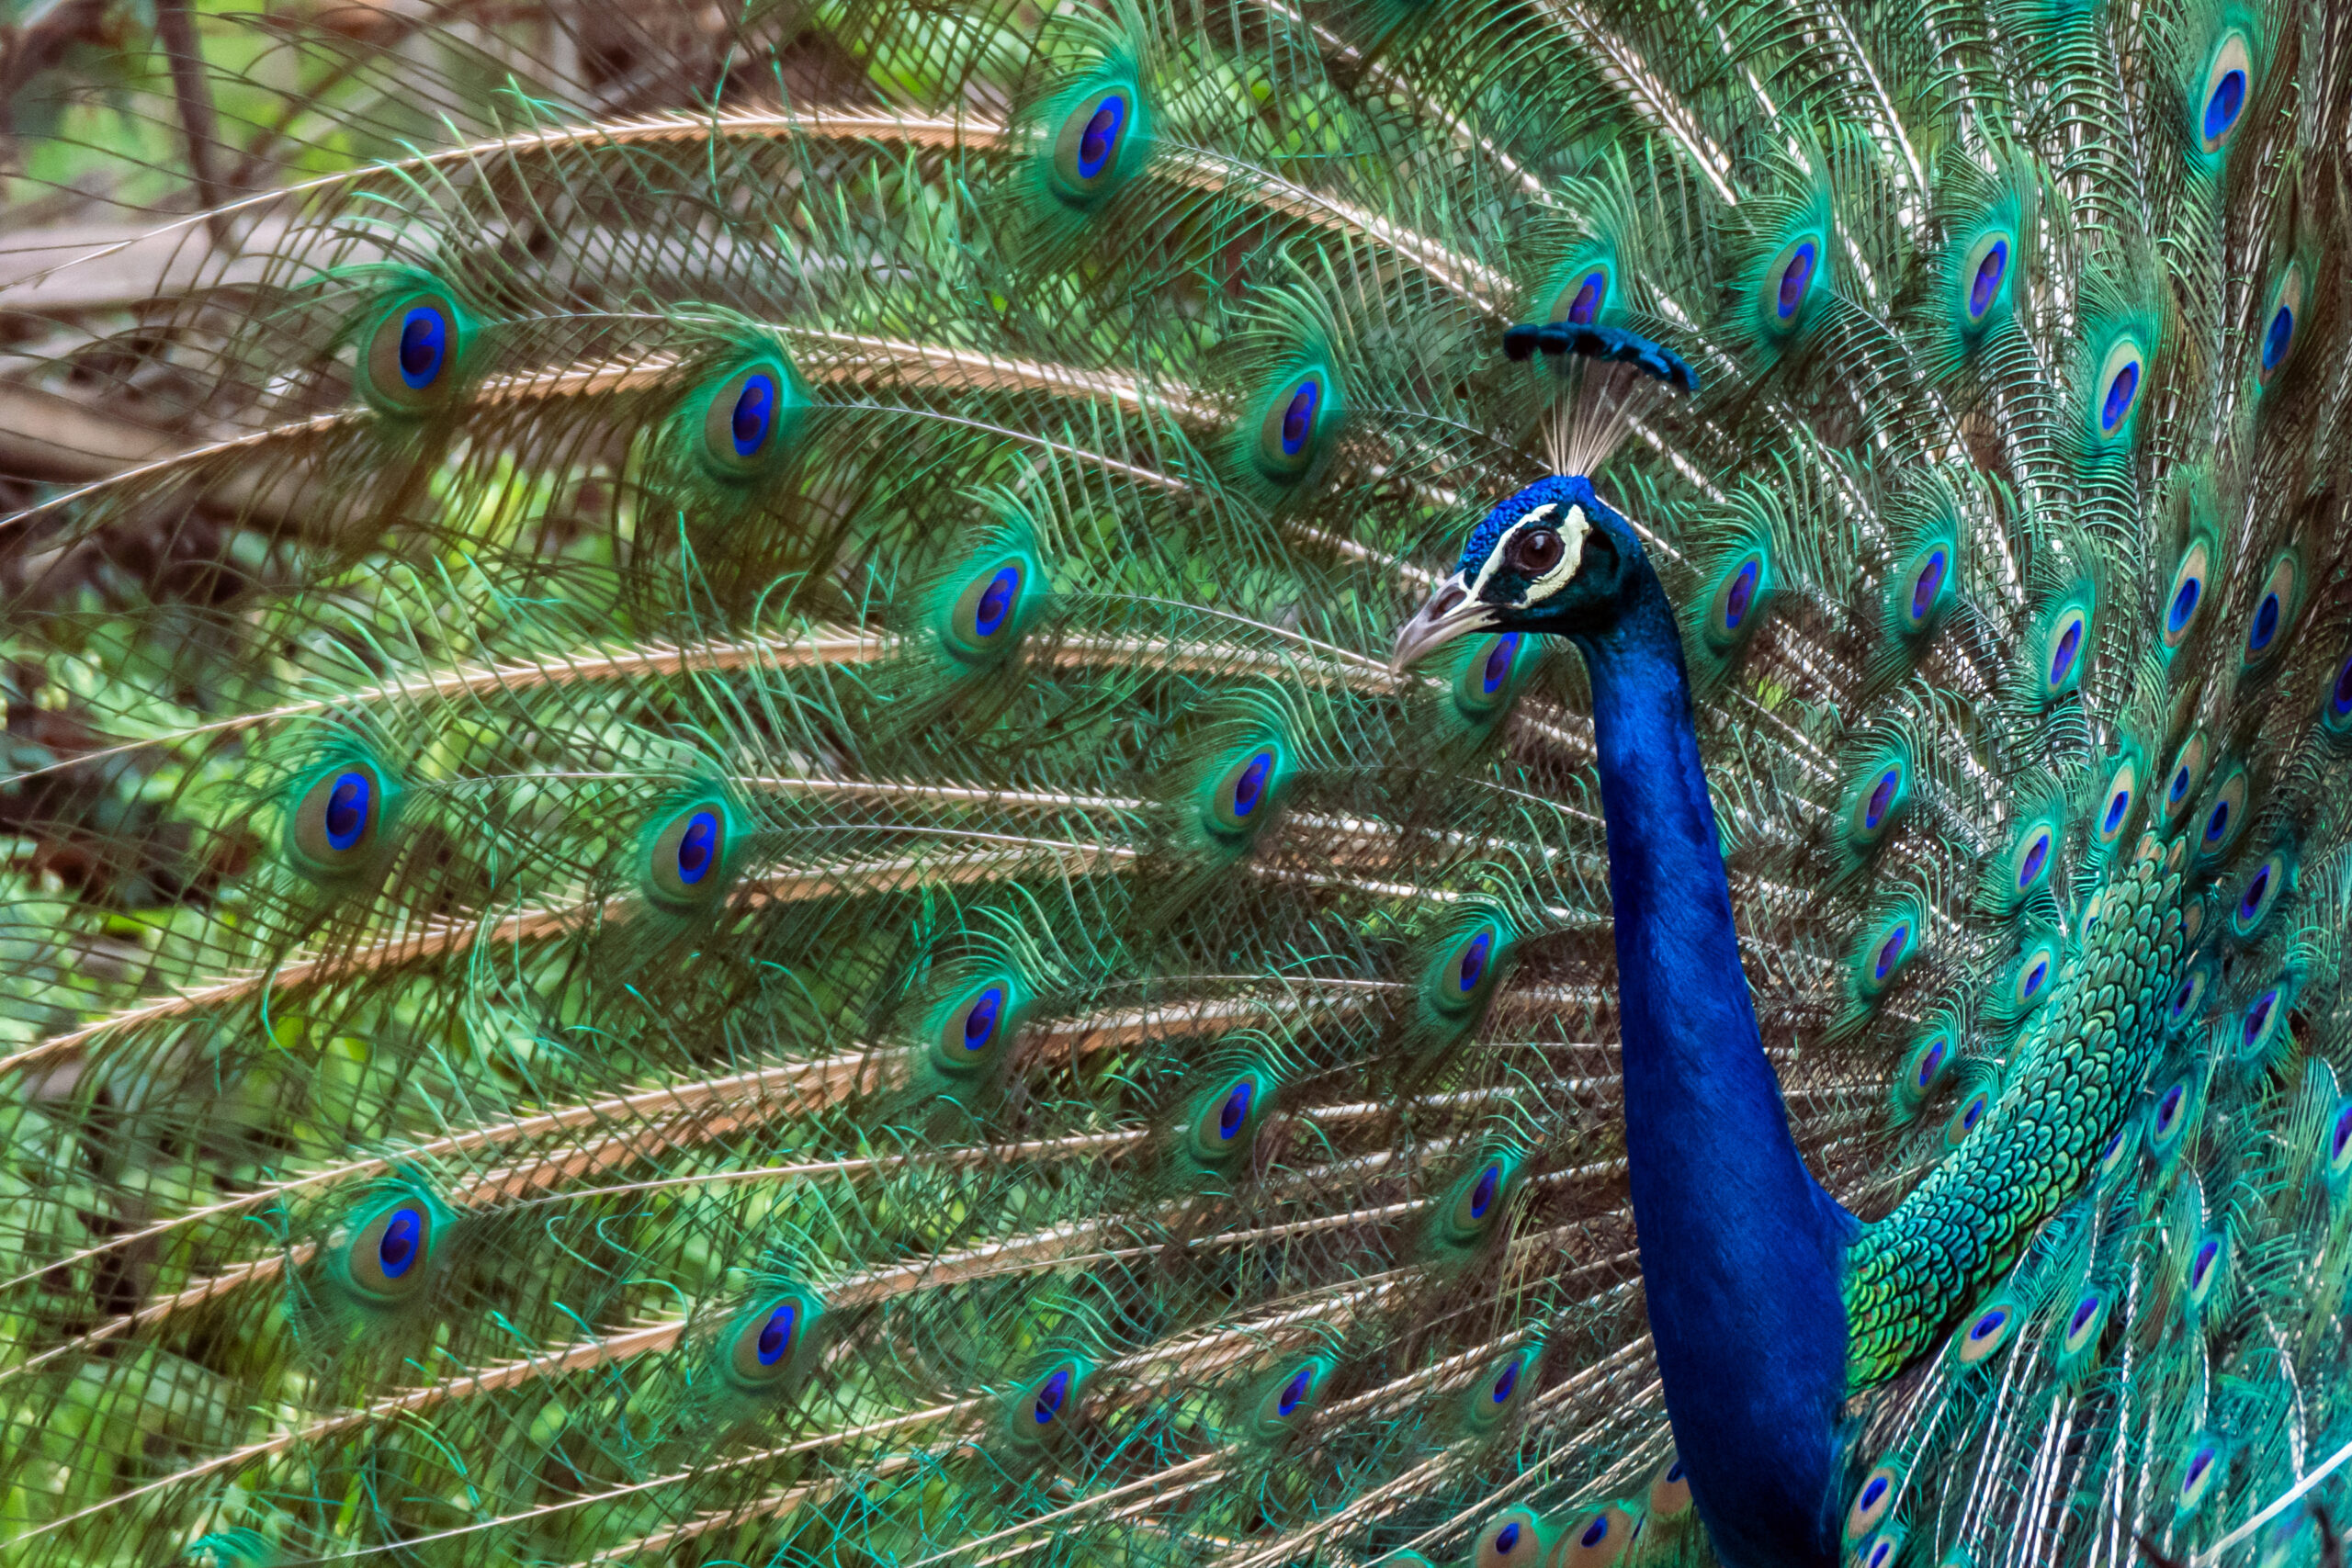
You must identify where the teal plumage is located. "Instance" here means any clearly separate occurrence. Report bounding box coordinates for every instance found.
[4,0,2352,1563]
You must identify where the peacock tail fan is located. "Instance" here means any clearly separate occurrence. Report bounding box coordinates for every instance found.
[3,0,2351,1565]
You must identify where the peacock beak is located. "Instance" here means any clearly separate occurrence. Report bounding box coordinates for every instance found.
[1392,574,1499,671]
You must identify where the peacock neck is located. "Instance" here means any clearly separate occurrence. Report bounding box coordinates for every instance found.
[1570,572,1855,1568]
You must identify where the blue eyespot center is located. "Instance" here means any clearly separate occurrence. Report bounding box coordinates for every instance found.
[1459,931,1493,993]
[2169,577,2200,634]
[730,373,776,457]
[1481,633,1521,695]
[1724,560,1759,628]
[1278,1368,1312,1416]
[1911,548,1948,621]
[1961,1095,1984,1132]
[1469,1164,1500,1220]
[1231,750,1273,818]
[1666,1460,1686,1483]
[2205,68,2246,141]
[2241,867,2271,917]
[1281,382,1319,456]
[2104,787,2130,834]
[676,810,720,884]
[1581,1516,1610,1549]
[2188,1449,2216,1486]
[2023,959,2047,998]
[2100,360,2140,433]
[1566,272,1606,325]
[1491,1361,1519,1404]
[1864,769,1899,830]
[398,307,447,389]
[974,567,1021,639]
[2245,991,2277,1044]
[1034,1368,1071,1425]
[1970,1308,2007,1340]
[1860,1477,1888,1510]
[1216,1081,1253,1140]
[2204,800,2230,843]
[1969,240,2008,318]
[2158,1084,2185,1131]
[2250,592,2280,652]
[2334,1104,2352,1158]
[1077,94,1126,179]
[1776,241,1817,319]
[756,1303,797,1365]
[378,1207,423,1277]
[1917,1040,1945,1087]
[2172,976,2199,1018]
[1494,1523,1521,1556]
[324,771,372,852]
[1874,924,1909,981]
[2264,305,2294,372]
[2335,657,2352,716]
[2069,1294,2100,1337]
[2018,833,2050,888]
[2192,1239,2219,1285]
[2051,619,2083,685]
[964,987,1005,1052]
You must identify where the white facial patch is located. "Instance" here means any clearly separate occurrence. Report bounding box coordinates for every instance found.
[1465,502,1591,608]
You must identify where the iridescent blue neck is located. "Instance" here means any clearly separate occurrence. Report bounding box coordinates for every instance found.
[1570,573,1855,1568]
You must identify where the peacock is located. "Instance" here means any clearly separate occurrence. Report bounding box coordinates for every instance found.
[4,0,2351,1563]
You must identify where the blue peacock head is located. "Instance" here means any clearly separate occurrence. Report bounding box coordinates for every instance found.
[1391,474,1648,669]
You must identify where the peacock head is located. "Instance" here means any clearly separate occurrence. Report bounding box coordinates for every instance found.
[1391,475,1645,670]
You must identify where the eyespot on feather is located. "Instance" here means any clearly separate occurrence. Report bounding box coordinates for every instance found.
[1453,631,1530,721]
[356,285,469,414]
[287,758,400,878]
[2092,757,2137,849]
[2232,849,2291,938]
[2256,265,2304,386]
[1049,83,1144,205]
[930,976,1023,1079]
[1760,233,1824,331]
[1891,539,1954,637]
[2194,765,2250,866]
[2162,537,2212,652]
[2196,32,2254,155]
[337,1191,447,1307]
[1461,1347,1536,1434]
[1647,1452,1693,1519]
[1958,230,2014,326]
[2242,551,2302,669]
[1555,1504,1638,1568]
[1003,1359,1091,1450]
[695,358,804,480]
[2098,338,2154,442]
[643,797,737,912]
[720,1288,823,1395]
[1546,263,1612,328]
[1949,1296,2021,1367]
[1845,1463,1901,1540]
[1703,548,1771,649]
[1203,741,1289,840]
[1186,1069,1272,1168]
[2162,733,2210,829]
[1475,1507,1548,1568]
[1252,369,1335,481]
[1244,1355,1329,1440]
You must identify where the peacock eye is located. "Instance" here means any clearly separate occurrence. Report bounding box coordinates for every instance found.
[1962,233,2011,321]
[1188,1071,1267,1165]
[2095,340,2143,437]
[1206,745,1285,836]
[933,980,1017,1076]
[2198,33,2253,153]
[1549,266,1610,326]
[1051,85,1138,201]
[1443,1156,1515,1243]
[2243,553,2301,666]
[288,759,401,879]
[942,557,1032,662]
[2162,538,2211,651]
[1250,1355,1329,1438]
[1429,920,1509,1016]
[360,288,465,413]
[1509,528,1565,576]
[1770,236,1820,321]
[1453,632,1527,720]
[646,801,733,910]
[1252,369,1333,479]
[722,1291,821,1393]
[345,1201,435,1303]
